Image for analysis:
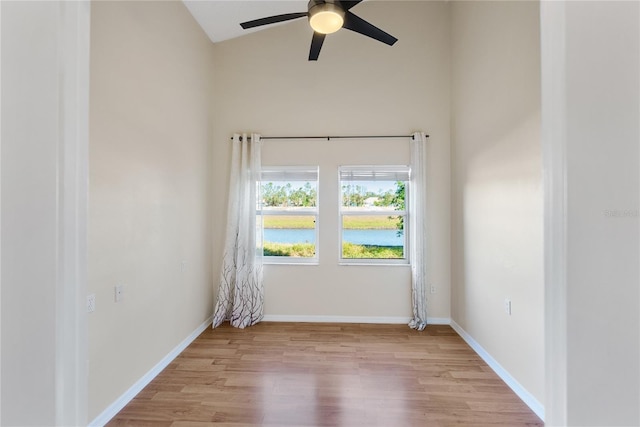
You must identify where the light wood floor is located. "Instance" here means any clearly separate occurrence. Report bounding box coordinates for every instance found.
[107,322,542,426]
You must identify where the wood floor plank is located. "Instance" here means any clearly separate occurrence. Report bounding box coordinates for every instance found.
[106,322,542,426]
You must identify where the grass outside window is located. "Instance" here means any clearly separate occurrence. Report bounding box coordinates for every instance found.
[263,215,404,259]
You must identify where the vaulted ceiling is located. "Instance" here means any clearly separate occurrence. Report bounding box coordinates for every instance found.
[182,0,413,44]
[183,1,309,43]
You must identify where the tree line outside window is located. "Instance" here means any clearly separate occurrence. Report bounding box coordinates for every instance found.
[259,165,409,263]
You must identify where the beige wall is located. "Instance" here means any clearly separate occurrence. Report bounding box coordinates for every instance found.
[88,1,214,419]
[261,139,413,318]
[450,0,544,405]
[211,1,451,320]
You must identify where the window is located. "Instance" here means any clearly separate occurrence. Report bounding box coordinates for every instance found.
[259,166,319,263]
[339,166,409,264]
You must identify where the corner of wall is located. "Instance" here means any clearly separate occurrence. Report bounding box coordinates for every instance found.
[449,0,544,412]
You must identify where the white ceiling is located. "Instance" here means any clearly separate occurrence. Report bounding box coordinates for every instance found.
[183,1,310,43]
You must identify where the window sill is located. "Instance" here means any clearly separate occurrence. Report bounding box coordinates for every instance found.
[338,261,410,267]
[264,261,319,266]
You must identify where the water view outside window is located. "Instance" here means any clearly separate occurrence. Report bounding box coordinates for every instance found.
[339,166,409,262]
[259,167,318,262]
[259,166,409,263]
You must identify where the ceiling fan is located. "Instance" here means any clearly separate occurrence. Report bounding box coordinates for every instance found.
[239,0,398,61]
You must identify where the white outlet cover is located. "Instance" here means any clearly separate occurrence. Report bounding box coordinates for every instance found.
[504,298,512,315]
[87,294,96,313]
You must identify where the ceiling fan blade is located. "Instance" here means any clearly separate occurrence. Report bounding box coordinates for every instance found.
[339,0,364,10]
[342,11,398,46]
[240,12,307,29]
[309,32,326,61]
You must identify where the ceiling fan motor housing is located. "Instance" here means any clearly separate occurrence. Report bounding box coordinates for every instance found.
[308,0,346,34]
[307,0,343,12]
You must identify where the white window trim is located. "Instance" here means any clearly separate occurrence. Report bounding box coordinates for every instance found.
[260,165,319,265]
[338,165,410,265]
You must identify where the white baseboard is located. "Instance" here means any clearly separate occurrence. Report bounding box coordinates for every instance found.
[262,314,451,325]
[88,316,213,427]
[425,317,451,325]
[449,320,545,421]
[262,314,411,324]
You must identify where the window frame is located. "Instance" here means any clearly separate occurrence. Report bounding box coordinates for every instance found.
[259,165,319,265]
[338,165,410,266]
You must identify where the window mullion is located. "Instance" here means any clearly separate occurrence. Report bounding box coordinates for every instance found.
[340,210,407,216]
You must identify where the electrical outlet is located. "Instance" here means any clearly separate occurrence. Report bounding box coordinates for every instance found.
[504,298,512,315]
[180,261,187,273]
[87,294,96,313]
[430,285,436,294]
[115,285,124,303]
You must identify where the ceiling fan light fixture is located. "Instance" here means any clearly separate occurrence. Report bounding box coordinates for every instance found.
[239,0,398,61]
[309,3,344,34]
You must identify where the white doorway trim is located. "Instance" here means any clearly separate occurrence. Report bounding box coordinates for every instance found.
[55,1,90,425]
[540,2,567,425]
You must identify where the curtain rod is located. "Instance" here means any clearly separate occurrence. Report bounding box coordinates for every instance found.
[231,134,427,142]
